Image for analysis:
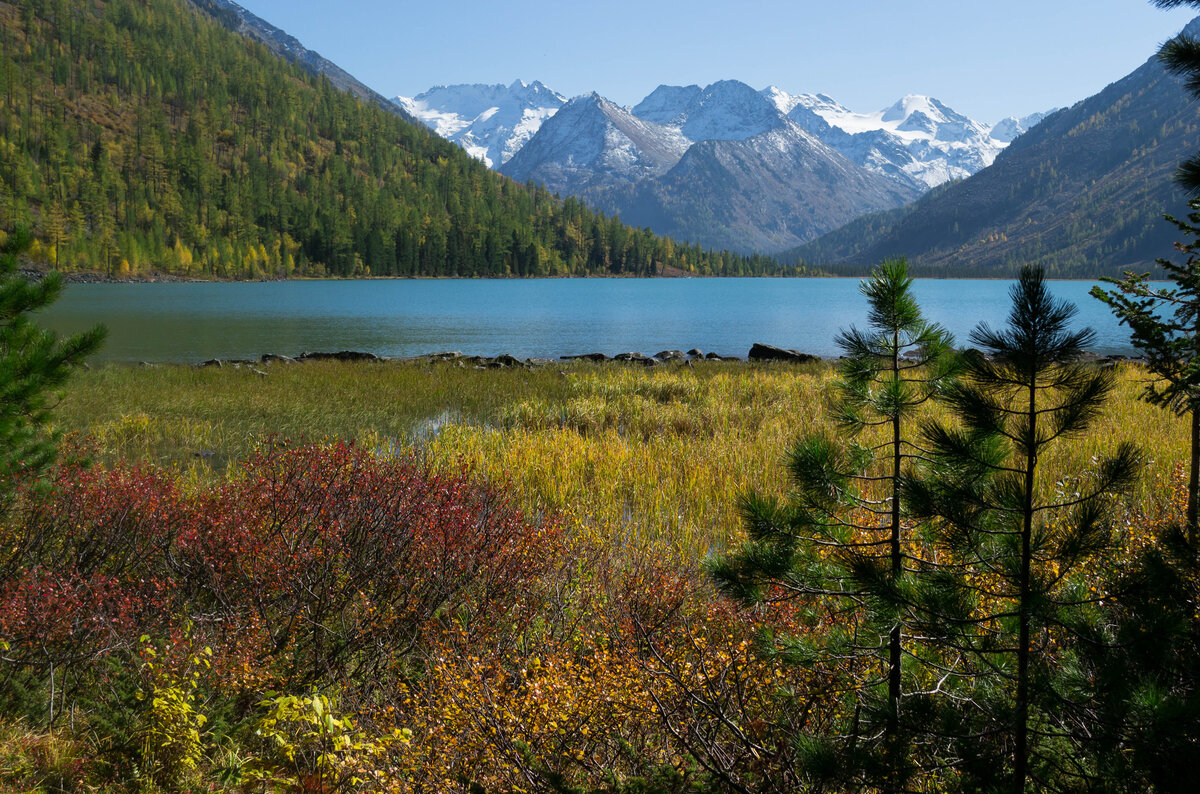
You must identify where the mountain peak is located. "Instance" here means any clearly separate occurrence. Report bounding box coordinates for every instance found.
[394,80,566,167]
[500,92,690,192]
[632,84,702,124]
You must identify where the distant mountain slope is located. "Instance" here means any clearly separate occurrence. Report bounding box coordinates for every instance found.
[787,18,1200,278]
[500,93,691,191]
[767,90,1016,191]
[504,80,919,253]
[395,81,565,167]
[0,0,780,279]
[588,125,920,253]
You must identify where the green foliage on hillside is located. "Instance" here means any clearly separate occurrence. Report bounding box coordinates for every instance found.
[0,0,782,278]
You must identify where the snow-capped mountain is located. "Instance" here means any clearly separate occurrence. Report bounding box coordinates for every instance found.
[633,80,787,142]
[397,76,1049,252]
[500,93,690,191]
[608,123,921,253]
[394,80,566,168]
[503,79,919,253]
[988,111,1057,143]
[765,89,1016,190]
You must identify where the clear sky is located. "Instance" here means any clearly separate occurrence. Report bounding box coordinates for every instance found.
[232,0,1198,123]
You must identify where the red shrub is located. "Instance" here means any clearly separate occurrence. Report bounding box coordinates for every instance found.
[181,441,562,686]
[0,461,185,672]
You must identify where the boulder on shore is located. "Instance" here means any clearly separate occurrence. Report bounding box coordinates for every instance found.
[561,353,611,362]
[298,350,381,362]
[748,343,819,364]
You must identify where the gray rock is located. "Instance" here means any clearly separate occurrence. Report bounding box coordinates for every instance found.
[492,354,524,368]
[654,350,686,361]
[561,353,611,362]
[298,351,381,362]
[748,343,819,363]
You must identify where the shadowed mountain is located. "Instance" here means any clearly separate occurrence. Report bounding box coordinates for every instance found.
[786,17,1200,277]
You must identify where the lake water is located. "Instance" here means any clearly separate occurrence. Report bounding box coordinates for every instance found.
[39,278,1148,364]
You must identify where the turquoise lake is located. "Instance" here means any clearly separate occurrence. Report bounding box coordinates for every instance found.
[39,278,1147,363]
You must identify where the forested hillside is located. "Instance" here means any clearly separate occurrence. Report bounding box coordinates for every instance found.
[0,0,781,278]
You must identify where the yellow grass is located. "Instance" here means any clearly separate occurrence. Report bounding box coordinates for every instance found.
[53,359,1189,559]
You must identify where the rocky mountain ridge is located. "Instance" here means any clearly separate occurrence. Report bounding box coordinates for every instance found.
[400,77,1040,252]
[786,15,1200,277]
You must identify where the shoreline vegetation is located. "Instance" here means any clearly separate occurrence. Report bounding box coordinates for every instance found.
[129,345,1141,369]
[29,266,1147,284]
[53,355,1179,544]
[4,325,1188,791]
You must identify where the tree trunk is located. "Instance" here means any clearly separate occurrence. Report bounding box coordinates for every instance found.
[887,345,902,791]
[1015,374,1037,794]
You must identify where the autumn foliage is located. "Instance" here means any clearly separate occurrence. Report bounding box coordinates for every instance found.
[0,439,838,791]
[0,422,1192,792]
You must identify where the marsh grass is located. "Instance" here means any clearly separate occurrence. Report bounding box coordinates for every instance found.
[53,359,1188,559]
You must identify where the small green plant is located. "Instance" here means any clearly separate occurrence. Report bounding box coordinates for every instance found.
[244,690,408,792]
[134,634,211,790]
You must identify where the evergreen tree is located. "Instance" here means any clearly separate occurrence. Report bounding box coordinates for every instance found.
[1154,1,1200,191]
[0,226,104,496]
[711,258,955,790]
[906,267,1140,792]
[1091,197,1200,536]
[1068,522,1200,793]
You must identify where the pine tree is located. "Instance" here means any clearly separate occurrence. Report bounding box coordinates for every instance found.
[906,267,1140,792]
[1091,197,1200,536]
[1154,1,1200,190]
[711,258,956,790]
[0,225,105,497]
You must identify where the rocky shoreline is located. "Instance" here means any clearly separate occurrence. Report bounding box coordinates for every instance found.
[174,343,1136,373]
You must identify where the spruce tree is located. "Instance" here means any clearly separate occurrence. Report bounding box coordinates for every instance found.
[1091,197,1200,536]
[711,258,955,790]
[905,267,1140,792]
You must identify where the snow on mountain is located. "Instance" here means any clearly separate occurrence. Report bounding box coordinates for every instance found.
[632,84,702,124]
[988,110,1057,143]
[394,80,566,168]
[501,80,918,253]
[632,80,786,141]
[499,93,691,192]
[615,122,920,253]
[398,77,1048,194]
[763,87,1036,190]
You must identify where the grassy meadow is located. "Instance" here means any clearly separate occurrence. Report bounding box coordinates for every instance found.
[56,357,1188,560]
[0,354,1189,792]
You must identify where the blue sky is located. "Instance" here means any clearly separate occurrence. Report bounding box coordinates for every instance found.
[234,0,1198,122]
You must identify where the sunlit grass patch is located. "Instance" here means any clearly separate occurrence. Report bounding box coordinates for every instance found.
[52,359,1189,561]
